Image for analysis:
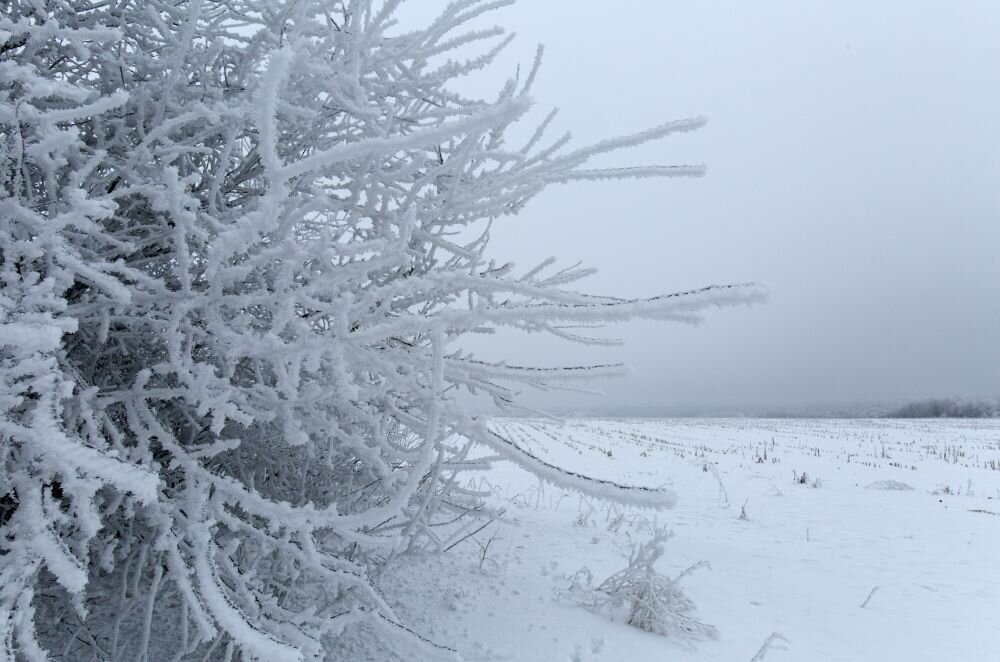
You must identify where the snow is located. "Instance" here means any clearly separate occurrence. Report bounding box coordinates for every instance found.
[5,1,769,652]
[372,418,1000,661]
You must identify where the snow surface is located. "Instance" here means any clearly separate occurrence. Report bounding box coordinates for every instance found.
[369,418,1000,661]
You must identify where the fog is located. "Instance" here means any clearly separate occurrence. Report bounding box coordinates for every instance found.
[405,1,1000,414]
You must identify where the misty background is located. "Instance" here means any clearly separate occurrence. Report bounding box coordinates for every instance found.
[404,1,1000,415]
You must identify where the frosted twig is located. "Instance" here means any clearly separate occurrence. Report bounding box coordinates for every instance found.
[750,632,790,661]
[860,585,881,608]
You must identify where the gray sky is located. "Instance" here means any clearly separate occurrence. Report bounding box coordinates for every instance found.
[408,1,1000,413]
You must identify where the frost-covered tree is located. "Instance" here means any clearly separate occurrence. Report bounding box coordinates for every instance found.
[0,0,764,658]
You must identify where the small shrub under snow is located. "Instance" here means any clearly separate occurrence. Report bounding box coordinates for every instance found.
[563,530,718,641]
[866,480,915,491]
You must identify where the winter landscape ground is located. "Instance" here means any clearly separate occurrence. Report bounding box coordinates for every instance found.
[355,418,1000,661]
[6,2,998,659]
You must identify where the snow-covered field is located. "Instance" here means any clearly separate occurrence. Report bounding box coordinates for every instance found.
[373,418,1000,661]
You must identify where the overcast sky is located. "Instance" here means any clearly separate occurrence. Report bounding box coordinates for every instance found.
[406,1,1000,414]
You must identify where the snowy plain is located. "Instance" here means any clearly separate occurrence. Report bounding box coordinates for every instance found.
[354,418,1000,661]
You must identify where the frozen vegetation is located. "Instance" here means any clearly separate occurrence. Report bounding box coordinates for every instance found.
[364,418,1000,661]
[1,0,763,658]
[4,0,992,660]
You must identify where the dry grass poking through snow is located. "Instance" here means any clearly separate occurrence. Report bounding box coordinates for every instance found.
[371,418,1000,661]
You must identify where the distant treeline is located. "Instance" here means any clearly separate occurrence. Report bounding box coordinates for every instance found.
[887,398,1000,418]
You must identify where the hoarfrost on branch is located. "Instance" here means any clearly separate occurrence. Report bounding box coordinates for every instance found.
[0,1,763,658]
